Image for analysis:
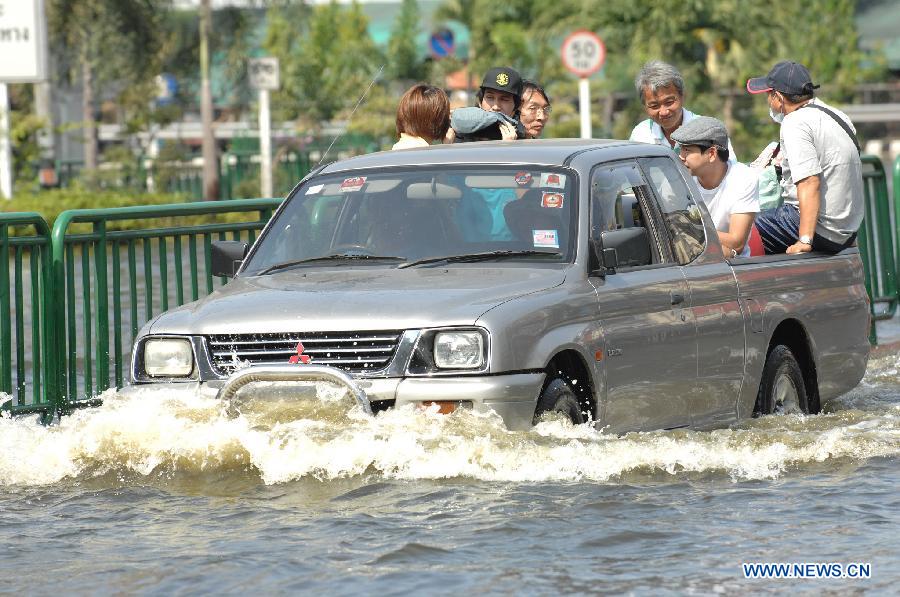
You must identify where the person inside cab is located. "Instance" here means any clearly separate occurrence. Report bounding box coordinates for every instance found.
[630,60,736,161]
[672,117,760,258]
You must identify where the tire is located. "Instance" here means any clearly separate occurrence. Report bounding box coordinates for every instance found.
[533,377,585,425]
[755,344,809,416]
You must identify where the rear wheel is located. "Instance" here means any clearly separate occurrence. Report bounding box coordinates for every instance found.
[755,344,809,415]
[533,377,584,425]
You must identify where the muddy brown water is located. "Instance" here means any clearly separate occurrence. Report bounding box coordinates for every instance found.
[1,348,898,594]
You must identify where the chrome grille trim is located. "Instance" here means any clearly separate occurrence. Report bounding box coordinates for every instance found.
[206,331,404,375]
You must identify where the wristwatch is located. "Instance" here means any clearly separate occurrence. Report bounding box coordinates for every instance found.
[798,235,812,246]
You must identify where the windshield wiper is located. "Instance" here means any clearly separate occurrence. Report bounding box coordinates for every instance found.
[258,254,406,275]
[397,250,562,269]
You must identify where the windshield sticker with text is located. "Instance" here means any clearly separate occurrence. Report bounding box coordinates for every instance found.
[340,177,367,192]
[532,229,560,248]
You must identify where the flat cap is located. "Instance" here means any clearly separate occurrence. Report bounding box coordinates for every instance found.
[670,116,729,149]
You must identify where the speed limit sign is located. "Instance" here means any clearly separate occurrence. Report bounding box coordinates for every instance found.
[561,30,605,78]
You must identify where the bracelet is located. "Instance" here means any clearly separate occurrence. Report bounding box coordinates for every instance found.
[730,247,738,258]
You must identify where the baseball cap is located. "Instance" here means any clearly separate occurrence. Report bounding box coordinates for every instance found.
[747,60,820,95]
[670,116,729,149]
[480,66,523,97]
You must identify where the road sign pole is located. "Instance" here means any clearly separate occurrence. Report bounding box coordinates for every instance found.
[579,77,591,139]
[0,83,12,199]
[259,87,272,199]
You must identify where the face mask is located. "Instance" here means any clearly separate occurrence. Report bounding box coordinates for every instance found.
[769,93,785,123]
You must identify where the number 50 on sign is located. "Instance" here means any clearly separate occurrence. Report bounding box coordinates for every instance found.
[561,30,605,78]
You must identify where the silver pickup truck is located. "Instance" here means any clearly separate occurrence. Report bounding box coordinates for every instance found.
[127,140,870,433]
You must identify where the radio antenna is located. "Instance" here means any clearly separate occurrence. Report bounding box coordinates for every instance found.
[316,64,385,168]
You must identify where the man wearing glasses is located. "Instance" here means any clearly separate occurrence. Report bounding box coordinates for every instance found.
[672,116,759,258]
[519,80,552,139]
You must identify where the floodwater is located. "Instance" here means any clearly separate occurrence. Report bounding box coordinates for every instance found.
[2,351,899,594]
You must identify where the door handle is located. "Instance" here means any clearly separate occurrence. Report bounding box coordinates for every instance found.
[670,291,685,306]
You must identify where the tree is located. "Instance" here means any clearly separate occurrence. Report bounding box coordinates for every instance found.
[48,0,169,171]
[264,1,383,128]
[387,0,425,81]
[199,0,218,200]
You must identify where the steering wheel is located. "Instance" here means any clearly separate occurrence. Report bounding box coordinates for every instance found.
[331,243,375,256]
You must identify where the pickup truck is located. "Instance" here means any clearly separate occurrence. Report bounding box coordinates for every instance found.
[126,140,871,433]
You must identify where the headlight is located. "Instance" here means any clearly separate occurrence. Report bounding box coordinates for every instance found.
[143,338,194,377]
[434,331,484,369]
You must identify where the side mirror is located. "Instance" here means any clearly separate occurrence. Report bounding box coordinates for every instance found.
[598,228,652,270]
[211,240,249,278]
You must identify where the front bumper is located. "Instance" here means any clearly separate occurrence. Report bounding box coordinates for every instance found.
[123,368,545,430]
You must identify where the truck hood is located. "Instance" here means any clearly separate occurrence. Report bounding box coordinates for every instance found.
[148,266,567,334]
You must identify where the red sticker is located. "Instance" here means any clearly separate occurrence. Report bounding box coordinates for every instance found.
[541,191,564,209]
[514,171,532,186]
[540,172,566,188]
[340,176,367,192]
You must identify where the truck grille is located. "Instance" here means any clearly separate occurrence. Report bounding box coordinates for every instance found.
[206,331,404,375]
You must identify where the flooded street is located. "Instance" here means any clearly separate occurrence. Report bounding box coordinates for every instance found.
[2,350,899,594]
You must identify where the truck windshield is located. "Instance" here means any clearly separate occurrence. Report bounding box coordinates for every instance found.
[242,166,578,275]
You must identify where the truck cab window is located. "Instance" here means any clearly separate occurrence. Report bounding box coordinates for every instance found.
[640,157,707,265]
[590,162,666,266]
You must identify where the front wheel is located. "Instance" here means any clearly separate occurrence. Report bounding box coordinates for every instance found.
[755,344,809,415]
[533,377,585,425]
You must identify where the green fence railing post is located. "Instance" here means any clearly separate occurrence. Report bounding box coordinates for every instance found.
[93,220,110,392]
[858,156,897,340]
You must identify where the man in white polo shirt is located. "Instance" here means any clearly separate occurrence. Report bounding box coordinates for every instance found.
[747,60,863,254]
[629,60,737,162]
[672,116,759,257]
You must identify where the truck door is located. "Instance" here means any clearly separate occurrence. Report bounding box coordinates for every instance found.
[588,161,694,433]
[638,156,745,427]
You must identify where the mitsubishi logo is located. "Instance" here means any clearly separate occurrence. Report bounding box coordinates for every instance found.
[288,342,312,364]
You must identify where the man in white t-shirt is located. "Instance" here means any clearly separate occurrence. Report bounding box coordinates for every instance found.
[629,60,737,162]
[747,61,863,254]
[671,116,759,257]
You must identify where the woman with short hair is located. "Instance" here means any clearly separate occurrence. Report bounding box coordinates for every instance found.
[393,84,451,150]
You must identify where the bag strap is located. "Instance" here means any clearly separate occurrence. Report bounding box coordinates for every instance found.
[802,103,861,153]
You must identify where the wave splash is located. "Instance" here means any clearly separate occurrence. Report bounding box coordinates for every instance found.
[2,356,899,487]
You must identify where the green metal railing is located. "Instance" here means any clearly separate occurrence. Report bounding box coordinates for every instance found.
[0,214,55,417]
[49,198,283,403]
[2,198,282,419]
[857,156,897,341]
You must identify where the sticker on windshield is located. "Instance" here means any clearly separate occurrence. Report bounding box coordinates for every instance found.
[340,176,367,192]
[305,184,324,195]
[532,229,559,248]
[541,192,564,209]
[514,171,532,186]
[540,172,566,188]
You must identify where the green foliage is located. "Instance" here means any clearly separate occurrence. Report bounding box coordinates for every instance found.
[264,1,384,126]
[432,0,886,158]
[48,0,170,104]
[2,187,192,234]
[9,111,47,184]
[387,0,426,81]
